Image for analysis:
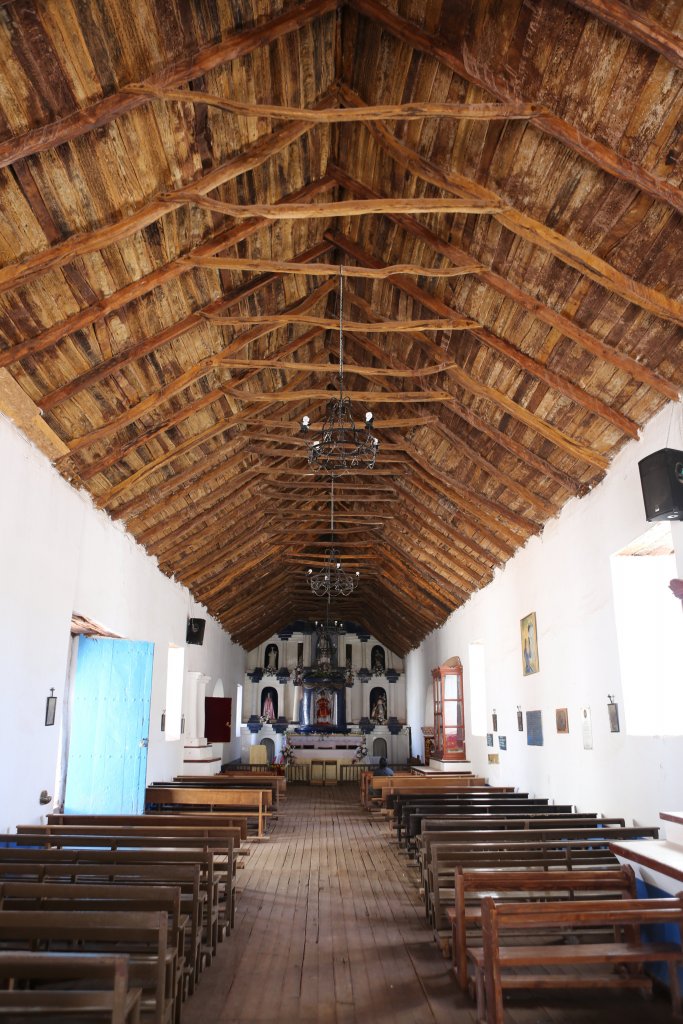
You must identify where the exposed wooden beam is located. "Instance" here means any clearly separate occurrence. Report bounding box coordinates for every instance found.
[331,233,610,470]
[39,241,334,413]
[0,101,334,298]
[224,387,455,405]
[63,289,334,457]
[331,166,679,401]
[346,0,683,214]
[340,86,683,325]
[188,255,483,278]
[171,193,503,218]
[331,236,639,439]
[0,175,335,368]
[568,0,683,70]
[0,0,341,170]
[204,314,475,332]
[132,87,540,121]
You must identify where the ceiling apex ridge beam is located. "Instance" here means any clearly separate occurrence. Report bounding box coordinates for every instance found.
[173,193,503,218]
[345,0,683,215]
[338,87,683,326]
[0,91,335,297]
[0,174,335,369]
[0,0,341,171]
[567,0,683,71]
[329,166,678,403]
[330,231,610,471]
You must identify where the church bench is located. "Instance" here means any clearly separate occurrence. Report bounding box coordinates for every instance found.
[21,823,245,858]
[360,770,413,809]
[394,799,568,846]
[0,863,204,994]
[0,848,223,976]
[144,787,271,838]
[0,951,142,1023]
[410,812,614,851]
[0,883,185,1018]
[426,839,623,939]
[0,909,173,1024]
[10,833,236,940]
[47,814,248,843]
[168,776,282,810]
[448,864,637,991]
[469,895,683,1024]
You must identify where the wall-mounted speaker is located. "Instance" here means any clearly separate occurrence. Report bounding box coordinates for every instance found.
[638,448,683,522]
[186,617,206,645]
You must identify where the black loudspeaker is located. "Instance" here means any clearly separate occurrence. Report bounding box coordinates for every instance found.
[186,617,206,645]
[638,448,683,522]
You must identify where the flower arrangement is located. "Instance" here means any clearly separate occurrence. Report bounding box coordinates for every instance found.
[281,740,296,766]
[352,739,368,764]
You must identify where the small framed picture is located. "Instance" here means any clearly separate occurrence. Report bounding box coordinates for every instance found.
[498,735,507,751]
[608,702,620,733]
[486,733,494,748]
[45,691,57,727]
[517,710,524,732]
[488,753,500,765]
[556,708,569,734]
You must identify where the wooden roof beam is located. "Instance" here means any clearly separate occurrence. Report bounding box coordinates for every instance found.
[346,0,683,215]
[0,0,341,170]
[331,165,678,402]
[567,0,683,71]
[188,254,482,278]
[2,174,335,368]
[339,86,683,325]
[330,231,609,471]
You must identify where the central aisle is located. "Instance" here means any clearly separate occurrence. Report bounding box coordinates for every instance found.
[183,783,466,1024]
[181,784,676,1024]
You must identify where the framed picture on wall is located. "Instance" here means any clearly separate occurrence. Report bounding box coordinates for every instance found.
[499,735,507,751]
[526,710,543,746]
[555,708,569,734]
[517,709,524,732]
[486,733,494,747]
[608,701,620,733]
[520,612,539,676]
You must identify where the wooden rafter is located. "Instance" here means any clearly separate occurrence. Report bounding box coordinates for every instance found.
[331,166,679,402]
[170,193,503,218]
[0,0,341,170]
[347,0,683,214]
[567,0,683,70]
[187,254,483,277]
[340,86,683,325]
[203,313,476,331]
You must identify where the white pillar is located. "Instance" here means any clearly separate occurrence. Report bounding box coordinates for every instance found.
[196,675,210,739]
[184,672,202,740]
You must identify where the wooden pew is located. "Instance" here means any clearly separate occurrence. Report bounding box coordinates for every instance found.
[448,864,637,990]
[1,861,204,996]
[394,799,568,846]
[144,787,270,838]
[0,951,142,1023]
[0,909,172,1024]
[0,882,185,1017]
[167,776,283,811]
[47,813,248,843]
[469,895,683,1024]
[0,848,224,973]
[426,838,630,940]
[23,822,244,857]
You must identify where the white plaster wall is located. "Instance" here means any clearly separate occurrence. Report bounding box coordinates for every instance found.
[406,402,683,826]
[0,415,245,833]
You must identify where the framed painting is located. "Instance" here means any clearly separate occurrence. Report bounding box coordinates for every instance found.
[556,708,569,734]
[526,709,543,746]
[517,709,524,732]
[486,733,494,748]
[488,753,500,765]
[499,735,507,751]
[520,612,539,676]
[608,701,620,733]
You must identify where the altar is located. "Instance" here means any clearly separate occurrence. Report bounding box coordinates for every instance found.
[287,734,362,763]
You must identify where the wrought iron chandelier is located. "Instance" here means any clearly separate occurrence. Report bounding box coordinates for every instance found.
[307,480,360,598]
[300,267,379,475]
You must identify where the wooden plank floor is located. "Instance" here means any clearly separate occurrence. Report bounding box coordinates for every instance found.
[181,784,676,1024]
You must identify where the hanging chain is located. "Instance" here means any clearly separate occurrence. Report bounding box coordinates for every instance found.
[330,478,335,540]
[338,265,344,396]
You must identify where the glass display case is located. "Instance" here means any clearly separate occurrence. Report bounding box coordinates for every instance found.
[432,657,466,761]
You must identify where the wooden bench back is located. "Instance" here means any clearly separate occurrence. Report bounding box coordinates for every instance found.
[47,813,248,840]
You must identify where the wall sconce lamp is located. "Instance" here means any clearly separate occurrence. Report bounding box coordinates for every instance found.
[45,689,57,726]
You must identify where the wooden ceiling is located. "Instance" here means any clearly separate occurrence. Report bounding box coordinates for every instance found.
[0,0,681,655]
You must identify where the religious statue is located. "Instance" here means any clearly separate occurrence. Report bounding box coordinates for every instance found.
[264,644,278,674]
[315,688,333,724]
[371,692,387,724]
[371,645,385,675]
[261,689,276,722]
[316,629,332,670]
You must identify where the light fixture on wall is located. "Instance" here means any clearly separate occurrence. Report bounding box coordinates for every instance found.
[300,267,379,475]
[306,480,360,597]
[45,688,57,726]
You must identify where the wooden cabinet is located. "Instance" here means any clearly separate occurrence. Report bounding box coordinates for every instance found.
[432,657,466,761]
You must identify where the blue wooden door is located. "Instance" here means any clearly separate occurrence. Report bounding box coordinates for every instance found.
[64,637,154,814]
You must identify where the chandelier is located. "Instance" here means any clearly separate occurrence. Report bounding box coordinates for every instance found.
[307,480,360,598]
[300,267,379,475]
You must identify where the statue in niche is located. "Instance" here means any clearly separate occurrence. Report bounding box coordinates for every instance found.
[315,688,333,725]
[261,687,277,722]
[370,687,387,724]
[264,644,279,674]
[316,629,333,670]
[371,645,385,675]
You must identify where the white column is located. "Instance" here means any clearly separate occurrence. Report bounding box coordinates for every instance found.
[184,672,202,740]
[196,675,210,738]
